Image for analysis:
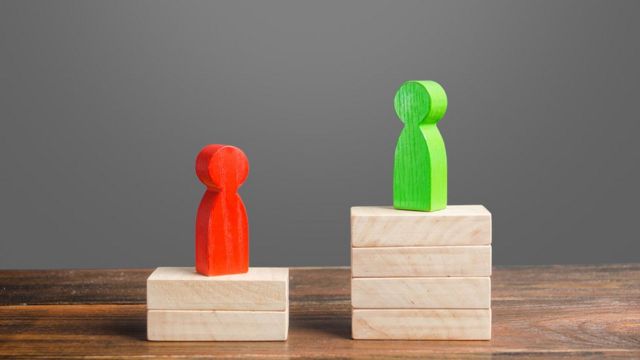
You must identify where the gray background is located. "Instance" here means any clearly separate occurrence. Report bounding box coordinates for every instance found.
[1,1,639,269]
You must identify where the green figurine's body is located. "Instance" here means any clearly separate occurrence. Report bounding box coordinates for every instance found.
[393,80,448,212]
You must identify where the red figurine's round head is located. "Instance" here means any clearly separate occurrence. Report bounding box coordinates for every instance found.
[196,144,249,191]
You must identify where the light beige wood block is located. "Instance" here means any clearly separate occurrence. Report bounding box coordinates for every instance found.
[351,246,491,277]
[147,267,288,311]
[352,309,491,340]
[352,277,491,309]
[148,309,288,341]
[351,205,491,247]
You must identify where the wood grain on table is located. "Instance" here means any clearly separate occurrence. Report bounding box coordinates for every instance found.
[0,264,639,359]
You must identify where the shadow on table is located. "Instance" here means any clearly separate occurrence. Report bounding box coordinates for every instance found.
[98,316,148,341]
[97,311,353,342]
[291,315,352,340]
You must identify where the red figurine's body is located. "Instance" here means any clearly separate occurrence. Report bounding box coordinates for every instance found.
[195,145,249,276]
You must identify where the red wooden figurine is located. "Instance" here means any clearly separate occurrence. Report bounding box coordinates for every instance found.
[195,144,249,276]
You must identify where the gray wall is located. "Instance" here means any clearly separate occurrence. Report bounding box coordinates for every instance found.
[1,1,639,269]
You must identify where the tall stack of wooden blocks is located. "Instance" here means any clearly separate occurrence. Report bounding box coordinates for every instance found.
[147,267,289,341]
[351,205,492,340]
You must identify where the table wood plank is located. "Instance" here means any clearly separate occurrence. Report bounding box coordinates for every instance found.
[0,265,639,358]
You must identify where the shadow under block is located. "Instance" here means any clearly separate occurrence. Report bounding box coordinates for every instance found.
[351,245,492,277]
[148,309,288,341]
[351,205,491,247]
[352,277,490,309]
[352,309,491,340]
[147,267,288,311]
[146,267,289,341]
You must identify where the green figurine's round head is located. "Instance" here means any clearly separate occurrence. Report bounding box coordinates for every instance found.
[394,80,448,125]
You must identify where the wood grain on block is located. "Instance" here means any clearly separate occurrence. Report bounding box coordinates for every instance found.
[147,309,288,341]
[351,246,491,277]
[352,277,490,309]
[147,267,288,311]
[352,309,491,340]
[351,205,491,247]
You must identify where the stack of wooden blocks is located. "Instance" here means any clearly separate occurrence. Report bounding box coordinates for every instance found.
[147,267,289,341]
[350,205,492,340]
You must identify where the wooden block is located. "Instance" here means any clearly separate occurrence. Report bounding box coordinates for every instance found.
[351,205,491,247]
[148,309,288,341]
[352,309,491,340]
[147,267,288,311]
[352,277,490,309]
[351,246,491,277]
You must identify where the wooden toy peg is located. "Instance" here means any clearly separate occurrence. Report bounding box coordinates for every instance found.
[393,80,448,212]
[195,144,249,276]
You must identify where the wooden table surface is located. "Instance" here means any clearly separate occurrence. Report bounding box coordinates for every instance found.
[0,264,639,359]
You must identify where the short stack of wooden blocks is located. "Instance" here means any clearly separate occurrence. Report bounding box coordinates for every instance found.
[351,205,492,340]
[147,267,289,341]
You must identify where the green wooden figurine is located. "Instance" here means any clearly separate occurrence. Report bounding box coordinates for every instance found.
[393,80,448,212]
